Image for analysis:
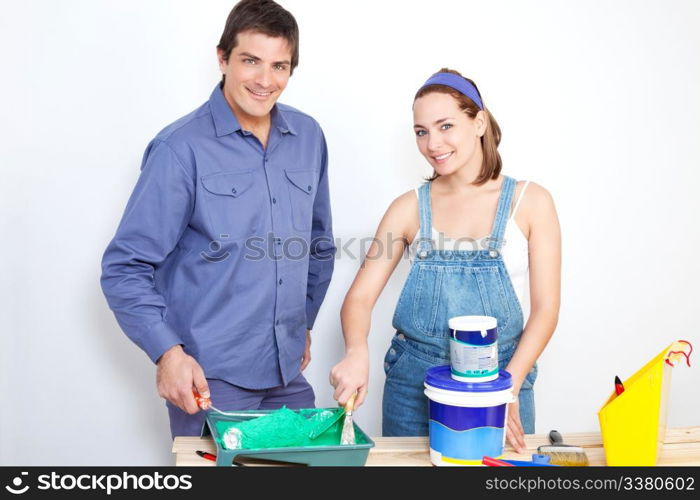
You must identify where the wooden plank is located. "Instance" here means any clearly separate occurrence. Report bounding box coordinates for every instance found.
[172,426,700,467]
[658,443,700,466]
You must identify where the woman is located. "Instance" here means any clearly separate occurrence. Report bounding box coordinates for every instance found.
[330,69,561,451]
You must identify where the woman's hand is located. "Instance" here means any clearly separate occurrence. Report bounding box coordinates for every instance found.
[505,399,527,453]
[330,348,369,409]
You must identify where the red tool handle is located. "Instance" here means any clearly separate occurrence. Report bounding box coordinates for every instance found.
[193,390,211,409]
[614,376,625,396]
[196,450,216,462]
[482,456,516,467]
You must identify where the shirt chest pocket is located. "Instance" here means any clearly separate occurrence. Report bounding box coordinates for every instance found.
[200,171,262,239]
[285,169,316,232]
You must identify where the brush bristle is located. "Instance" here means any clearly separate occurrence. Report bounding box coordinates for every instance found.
[538,450,589,466]
[340,415,355,445]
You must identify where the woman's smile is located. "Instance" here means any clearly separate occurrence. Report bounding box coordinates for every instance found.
[431,151,454,164]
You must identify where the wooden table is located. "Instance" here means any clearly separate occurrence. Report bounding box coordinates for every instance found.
[172,426,700,466]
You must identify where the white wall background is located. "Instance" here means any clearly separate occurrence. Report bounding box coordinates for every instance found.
[1,0,698,465]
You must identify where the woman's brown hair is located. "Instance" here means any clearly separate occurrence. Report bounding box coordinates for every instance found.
[414,68,502,185]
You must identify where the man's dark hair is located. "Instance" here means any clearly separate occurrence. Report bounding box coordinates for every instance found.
[217,0,299,75]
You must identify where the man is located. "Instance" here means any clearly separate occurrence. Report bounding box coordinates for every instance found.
[101,0,335,438]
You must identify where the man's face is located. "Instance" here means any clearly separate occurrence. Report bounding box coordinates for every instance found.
[217,30,293,126]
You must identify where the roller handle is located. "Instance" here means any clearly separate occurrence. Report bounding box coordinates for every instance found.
[193,390,211,410]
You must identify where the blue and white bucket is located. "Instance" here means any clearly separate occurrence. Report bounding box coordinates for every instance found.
[424,365,514,466]
[449,315,498,382]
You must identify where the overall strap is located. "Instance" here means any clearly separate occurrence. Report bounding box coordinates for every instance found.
[487,176,516,254]
[510,180,530,220]
[416,182,433,258]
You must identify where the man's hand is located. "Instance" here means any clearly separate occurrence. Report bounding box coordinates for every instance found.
[156,345,209,414]
[300,329,312,371]
[329,347,369,409]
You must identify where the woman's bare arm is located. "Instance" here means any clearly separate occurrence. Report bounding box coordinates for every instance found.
[330,191,418,408]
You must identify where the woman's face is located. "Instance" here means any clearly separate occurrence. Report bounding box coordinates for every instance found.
[413,92,485,176]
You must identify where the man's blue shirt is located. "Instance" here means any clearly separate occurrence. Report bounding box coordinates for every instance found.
[101,85,336,388]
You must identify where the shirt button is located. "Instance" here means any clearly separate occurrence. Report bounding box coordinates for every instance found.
[397,333,405,341]
[272,197,277,204]
[278,279,283,285]
[231,187,237,194]
[276,319,280,325]
[307,185,312,192]
[489,250,499,258]
[389,348,396,356]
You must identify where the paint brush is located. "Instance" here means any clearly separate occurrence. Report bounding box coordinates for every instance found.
[340,393,356,445]
[537,430,589,466]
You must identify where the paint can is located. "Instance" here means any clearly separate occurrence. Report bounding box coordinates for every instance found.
[448,315,498,382]
[424,365,514,466]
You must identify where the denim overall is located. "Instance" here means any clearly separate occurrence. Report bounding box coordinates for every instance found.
[382,176,537,436]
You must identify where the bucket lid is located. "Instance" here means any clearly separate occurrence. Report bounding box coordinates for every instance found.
[448,315,497,331]
[425,365,512,392]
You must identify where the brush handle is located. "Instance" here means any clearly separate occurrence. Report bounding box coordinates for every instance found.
[345,393,356,414]
[548,430,581,449]
[549,430,565,446]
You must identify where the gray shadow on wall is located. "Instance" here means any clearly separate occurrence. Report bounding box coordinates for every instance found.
[87,252,176,466]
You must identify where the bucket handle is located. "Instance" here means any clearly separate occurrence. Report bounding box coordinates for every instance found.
[665,340,693,367]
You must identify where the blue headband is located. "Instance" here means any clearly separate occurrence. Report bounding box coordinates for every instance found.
[419,73,483,110]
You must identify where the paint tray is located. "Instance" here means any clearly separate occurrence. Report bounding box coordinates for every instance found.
[201,408,375,466]
[597,340,692,465]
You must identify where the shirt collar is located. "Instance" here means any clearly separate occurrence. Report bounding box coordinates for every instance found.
[210,84,297,137]
[271,105,297,136]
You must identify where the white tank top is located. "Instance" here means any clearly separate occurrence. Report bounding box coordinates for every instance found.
[409,182,531,318]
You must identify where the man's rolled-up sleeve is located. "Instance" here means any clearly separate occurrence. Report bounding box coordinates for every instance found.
[306,130,336,329]
[100,139,194,363]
